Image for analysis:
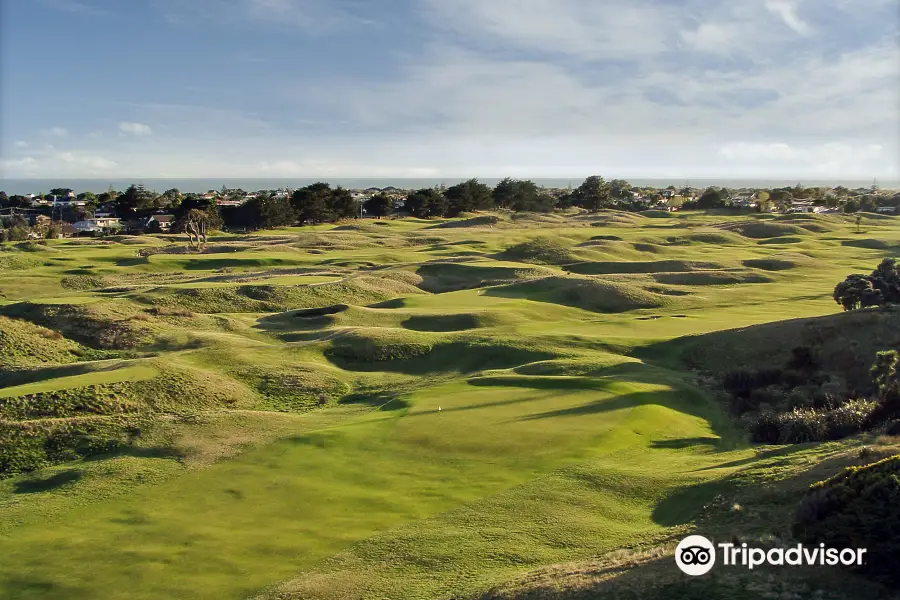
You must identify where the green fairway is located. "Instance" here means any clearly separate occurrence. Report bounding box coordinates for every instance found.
[0,210,897,599]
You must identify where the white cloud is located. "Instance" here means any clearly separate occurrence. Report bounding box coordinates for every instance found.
[421,0,671,60]
[681,22,741,53]
[118,121,154,136]
[718,142,888,177]
[765,0,811,36]
[14,140,28,148]
[0,151,118,177]
[40,127,68,137]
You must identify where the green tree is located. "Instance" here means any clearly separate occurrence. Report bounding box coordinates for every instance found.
[492,179,553,212]
[609,179,632,202]
[571,176,612,212]
[444,179,493,216]
[330,187,357,220]
[115,184,155,216]
[844,199,859,213]
[364,193,393,218]
[254,194,297,229]
[697,187,725,209]
[49,187,73,198]
[291,182,333,224]
[160,188,182,210]
[872,351,899,397]
[492,178,518,210]
[404,188,446,218]
[833,274,880,311]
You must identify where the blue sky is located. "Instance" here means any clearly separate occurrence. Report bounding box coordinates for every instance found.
[1,0,898,179]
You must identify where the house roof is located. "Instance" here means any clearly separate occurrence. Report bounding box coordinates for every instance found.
[150,214,175,223]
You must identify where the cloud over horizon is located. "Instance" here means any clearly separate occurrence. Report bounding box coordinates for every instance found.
[1,0,898,180]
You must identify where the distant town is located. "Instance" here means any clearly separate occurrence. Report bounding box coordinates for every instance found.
[0,177,897,240]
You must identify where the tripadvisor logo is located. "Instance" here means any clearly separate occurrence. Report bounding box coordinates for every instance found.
[675,535,867,576]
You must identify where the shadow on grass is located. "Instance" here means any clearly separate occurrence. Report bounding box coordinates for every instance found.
[0,577,90,600]
[650,437,721,450]
[325,341,556,376]
[339,391,410,411]
[13,469,83,494]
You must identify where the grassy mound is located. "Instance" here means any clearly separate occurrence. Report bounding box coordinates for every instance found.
[415,263,555,293]
[841,239,896,250]
[509,213,568,225]
[584,211,646,226]
[497,238,579,265]
[233,365,350,411]
[140,276,423,313]
[743,255,815,271]
[401,314,481,332]
[514,355,637,376]
[0,302,157,350]
[639,209,671,218]
[666,231,747,245]
[631,242,664,253]
[60,275,108,290]
[429,215,503,229]
[725,222,807,239]
[0,251,43,271]
[325,328,437,362]
[328,331,556,373]
[652,271,775,286]
[565,260,722,275]
[0,316,100,368]
[645,306,900,391]
[486,276,669,313]
[794,456,900,583]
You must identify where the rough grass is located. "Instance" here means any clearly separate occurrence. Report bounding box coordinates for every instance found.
[2,210,899,600]
[137,276,424,313]
[642,305,900,392]
[498,238,580,265]
[0,316,104,368]
[486,276,671,313]
[651,270,775,286]
[724,221,808,239]
[415,262,556,293]
[565,260,723,275]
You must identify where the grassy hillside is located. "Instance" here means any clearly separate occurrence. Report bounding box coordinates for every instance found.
[0,209,898,600]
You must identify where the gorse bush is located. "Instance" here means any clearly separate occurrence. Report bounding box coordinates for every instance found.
[749,400,878,444]
[794,456,900,583]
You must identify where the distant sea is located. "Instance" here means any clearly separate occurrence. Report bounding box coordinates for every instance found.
[1,177,896,195]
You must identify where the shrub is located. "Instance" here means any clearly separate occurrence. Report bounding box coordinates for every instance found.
[750,400,877,444]
[793,456,900,583]
[825,399,878,439]
[723,368,783,398]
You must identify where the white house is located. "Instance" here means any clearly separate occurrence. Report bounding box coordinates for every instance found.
[146,214,175,231]
[72,217,121,234]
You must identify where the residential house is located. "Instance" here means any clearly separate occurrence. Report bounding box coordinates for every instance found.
[72,217,121,235]
[146,214,175,232]
[31,214,52,228]
[876,206,898,214]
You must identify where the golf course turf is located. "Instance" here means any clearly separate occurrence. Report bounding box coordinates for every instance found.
[1,209,898,599]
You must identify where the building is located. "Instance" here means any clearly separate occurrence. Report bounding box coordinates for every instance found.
[72,217,121,234]
[146,214,175,232]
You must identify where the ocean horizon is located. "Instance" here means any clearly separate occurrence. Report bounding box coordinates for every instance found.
[0,177,894,196]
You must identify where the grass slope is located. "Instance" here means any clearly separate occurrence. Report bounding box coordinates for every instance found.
[0,209,897,600]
